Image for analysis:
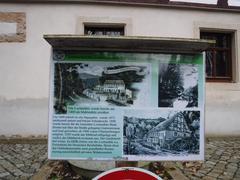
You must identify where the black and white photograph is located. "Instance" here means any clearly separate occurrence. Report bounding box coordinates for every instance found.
[158,63,198,108]
[123,109,200,156]
[53,61,151,114]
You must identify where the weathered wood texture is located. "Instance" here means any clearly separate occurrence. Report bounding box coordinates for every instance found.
[44,35,214,54]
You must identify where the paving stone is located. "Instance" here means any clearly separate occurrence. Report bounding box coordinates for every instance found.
[218,161,227,164]
[220,156,230,161]
[201,168,212,172]
[225,167,238,173]
[214,165,225,170]
[2,174,15,180]
[18,177,29,180]
[0,172,10,177]
[0,143,47,179]
[188,176,200,180]
[32,163,41,169]
[207,172,220,178]
[0,159,16,171]
[20,166,36,174]
[228,162,238,167]
[228,159,239,163]
[202,175,217,180]
[222,171,235,178]
[0,165,6,173]
[235,171,240,176]
[217,175,234,180]
[16,163,24,168]
[210,169,223,174]
[192,172,205,177]
[173,137,240,180]
[206,161,216,165]
[12,168,23,177]
[197,170,208,175]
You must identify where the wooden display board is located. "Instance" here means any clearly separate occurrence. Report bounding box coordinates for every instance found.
[45,35,213,161]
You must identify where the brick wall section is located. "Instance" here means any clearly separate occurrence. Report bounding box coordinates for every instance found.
[0,12,26,42]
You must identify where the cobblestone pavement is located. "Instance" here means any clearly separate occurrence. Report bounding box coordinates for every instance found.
[0,137,239,180]
[175,137,240,180]
[0,142,47,180]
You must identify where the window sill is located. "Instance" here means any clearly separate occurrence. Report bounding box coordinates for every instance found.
[206,77,233,83]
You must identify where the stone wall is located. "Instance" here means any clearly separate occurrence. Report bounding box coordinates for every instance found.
[0,12,26,42]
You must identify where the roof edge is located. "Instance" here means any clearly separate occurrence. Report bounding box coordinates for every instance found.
[1,0,240,13]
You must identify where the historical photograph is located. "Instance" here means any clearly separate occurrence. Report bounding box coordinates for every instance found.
[158,63,198,108]
[53,61,151,113]
[123,109,200,156]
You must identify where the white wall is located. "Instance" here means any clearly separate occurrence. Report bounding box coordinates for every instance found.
[170,0,217,4]
[0,3,240,136]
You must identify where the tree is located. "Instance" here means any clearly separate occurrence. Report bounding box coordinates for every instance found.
[185,84,198,107]
[54,63,66,114]
[54,63,84,114]
[159,64,184,107]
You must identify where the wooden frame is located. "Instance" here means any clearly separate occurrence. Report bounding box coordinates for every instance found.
[200,31,232,82]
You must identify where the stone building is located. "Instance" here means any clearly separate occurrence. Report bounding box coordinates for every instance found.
[103,80,125,93]
[0,0,240,136]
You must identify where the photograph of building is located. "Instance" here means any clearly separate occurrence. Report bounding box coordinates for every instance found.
[53,61,150,113]
[123,109,200,156]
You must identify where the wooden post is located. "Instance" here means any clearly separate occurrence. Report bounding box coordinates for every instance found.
[115,161,138,167]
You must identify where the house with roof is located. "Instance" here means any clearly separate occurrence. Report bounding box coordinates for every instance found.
[145,112,192,150]
[103,80,125,93]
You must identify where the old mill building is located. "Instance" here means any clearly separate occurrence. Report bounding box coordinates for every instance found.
[0,0,240,136]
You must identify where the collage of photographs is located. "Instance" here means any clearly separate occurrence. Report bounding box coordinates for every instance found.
[51,53,203,160]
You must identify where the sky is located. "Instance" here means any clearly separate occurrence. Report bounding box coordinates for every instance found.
[71,61,149,77]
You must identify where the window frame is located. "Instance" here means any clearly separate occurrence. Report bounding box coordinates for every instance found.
[200,31,233,82]
[84,23,125,36]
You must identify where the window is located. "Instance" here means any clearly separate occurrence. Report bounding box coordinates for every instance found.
[200,32,232,82]
[84,25,124,36]
[174,132,178,137]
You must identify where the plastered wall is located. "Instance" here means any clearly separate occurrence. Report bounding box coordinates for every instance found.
[0,3,240,136]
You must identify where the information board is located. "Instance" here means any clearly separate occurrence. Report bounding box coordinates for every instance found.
[48,51,205,161]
